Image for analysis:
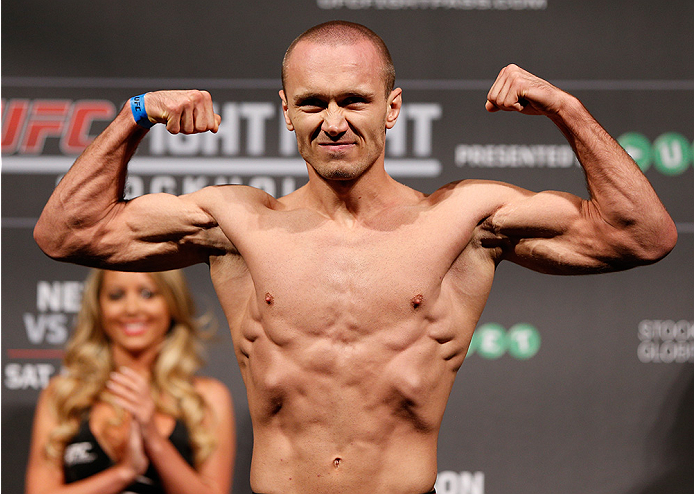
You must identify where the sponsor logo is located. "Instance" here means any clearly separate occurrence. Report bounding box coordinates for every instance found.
[318,0,546,10]
[618,132,693,175]
[456,132,693,174]
[64,442,97,466]
[637,319,694,363]
[436,471,485,494]
[455,144,577,168]
[1,99,116,155]
[467,322,541,360]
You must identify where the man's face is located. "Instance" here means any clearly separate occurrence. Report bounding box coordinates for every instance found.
[280,40,401,181]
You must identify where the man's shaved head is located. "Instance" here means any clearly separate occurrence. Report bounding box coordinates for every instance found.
[282,20,396,96]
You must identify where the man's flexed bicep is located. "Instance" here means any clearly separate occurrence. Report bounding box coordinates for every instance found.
[488,186,624,274]
[34,89,225,270]
[488,184,673,275]
[36,187,231,271]
[104,191,232,269]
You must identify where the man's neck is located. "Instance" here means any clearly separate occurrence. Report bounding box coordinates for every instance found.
[302,164,406,224]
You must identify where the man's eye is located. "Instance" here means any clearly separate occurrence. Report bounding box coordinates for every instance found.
[343,97,366,107]
[298,99,325,111]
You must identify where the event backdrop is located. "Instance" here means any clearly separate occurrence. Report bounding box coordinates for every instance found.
[2,1,693,493]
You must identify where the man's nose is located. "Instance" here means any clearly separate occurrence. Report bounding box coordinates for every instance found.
[321,106,348,136]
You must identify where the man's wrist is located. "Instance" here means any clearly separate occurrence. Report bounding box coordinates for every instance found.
[548,92,587,128]
[129,93,155,129]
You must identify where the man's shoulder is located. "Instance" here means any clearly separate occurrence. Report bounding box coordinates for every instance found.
[421,179,531,239]
[186,183,280,212]
[427,178,518,205]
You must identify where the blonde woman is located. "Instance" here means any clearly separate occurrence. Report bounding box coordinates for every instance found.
[26,270,236,494]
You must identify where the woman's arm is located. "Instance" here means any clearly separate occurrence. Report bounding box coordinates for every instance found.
[25,380,148,494]
[107,370,236,494]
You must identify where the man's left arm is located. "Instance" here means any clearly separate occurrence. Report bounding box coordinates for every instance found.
[485,64,677,273]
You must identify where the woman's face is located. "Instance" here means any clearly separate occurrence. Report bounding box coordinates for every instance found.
[99,271,172,355]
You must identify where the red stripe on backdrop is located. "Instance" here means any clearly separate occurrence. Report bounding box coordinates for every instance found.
[6,349,65,359]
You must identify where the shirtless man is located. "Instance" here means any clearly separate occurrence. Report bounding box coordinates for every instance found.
[34,21,676,494]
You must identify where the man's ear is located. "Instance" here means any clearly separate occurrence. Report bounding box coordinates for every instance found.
[385,88,403,130]
[279,90,294,131]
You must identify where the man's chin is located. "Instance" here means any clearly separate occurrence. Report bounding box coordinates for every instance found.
[322,168,361,180]
[306,157,364,181]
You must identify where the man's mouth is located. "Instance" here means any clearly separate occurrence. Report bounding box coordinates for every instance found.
[318,141,355,151]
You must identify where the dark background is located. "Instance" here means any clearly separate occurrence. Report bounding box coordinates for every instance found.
[3,1,693,493]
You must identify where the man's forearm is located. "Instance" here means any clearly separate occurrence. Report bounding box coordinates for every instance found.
[550,96,677,261]
[33,103,148,260]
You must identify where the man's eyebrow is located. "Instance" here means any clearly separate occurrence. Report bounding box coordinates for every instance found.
[292,92,323,105]
[340,91,374,101]
[292,90,375,106]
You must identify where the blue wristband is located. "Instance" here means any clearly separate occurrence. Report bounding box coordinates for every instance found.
[130,93,154,129]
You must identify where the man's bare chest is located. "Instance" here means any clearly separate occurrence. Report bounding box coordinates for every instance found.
[238,221,469,324]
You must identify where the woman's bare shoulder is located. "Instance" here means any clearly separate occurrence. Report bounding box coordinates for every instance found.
[192,376,233,408]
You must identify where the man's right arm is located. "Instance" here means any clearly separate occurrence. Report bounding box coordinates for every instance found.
[33,90,226,271]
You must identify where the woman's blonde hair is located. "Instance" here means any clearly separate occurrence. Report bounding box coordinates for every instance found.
[46,269,216,466]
